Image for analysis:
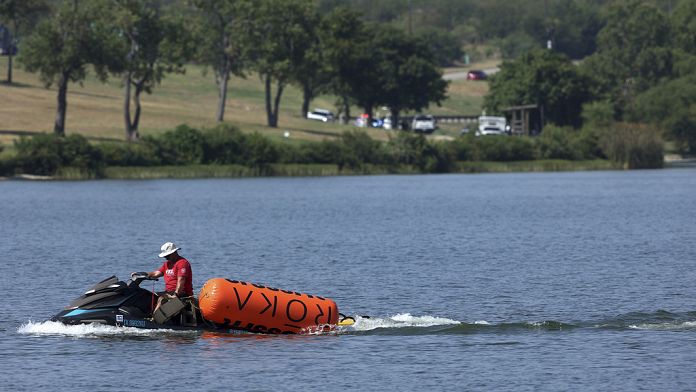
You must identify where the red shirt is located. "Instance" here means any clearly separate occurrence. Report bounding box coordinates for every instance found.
[158,257,193,296]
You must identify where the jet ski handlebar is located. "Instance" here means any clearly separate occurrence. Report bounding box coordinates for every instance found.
[129,272,159,285]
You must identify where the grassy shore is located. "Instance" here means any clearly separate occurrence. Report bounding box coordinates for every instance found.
[102,164,343,179]
[28,160,618,180]
[0,61,488,145]
[457,160,622,173]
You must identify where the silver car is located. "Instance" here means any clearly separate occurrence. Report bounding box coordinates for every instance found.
[307,109,334,122]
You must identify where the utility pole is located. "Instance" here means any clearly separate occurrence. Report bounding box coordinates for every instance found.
[544,0,553,50]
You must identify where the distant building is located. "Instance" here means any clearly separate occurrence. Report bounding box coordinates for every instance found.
[503,104,544,136]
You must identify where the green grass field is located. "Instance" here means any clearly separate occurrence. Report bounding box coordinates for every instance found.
[0,58,488,145]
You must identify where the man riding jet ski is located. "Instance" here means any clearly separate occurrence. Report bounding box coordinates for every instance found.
[50,272,215,330]
[135,242,193,321]
[52,241,204,329]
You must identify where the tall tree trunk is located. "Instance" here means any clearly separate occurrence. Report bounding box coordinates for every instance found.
[215,33,231,122]
[215,63,230,122]
[390,109,400,131]
[272,81,284,128]
[364,104,373,125]
[7,54,13,84]
[301,86,312,118]
[341,94,351,125]
[124,72,146,142]
[264,74,275,127]
[7,21,16,84]
[123,73,134,140]
[54,72,69,135]
[264,74,285,128]
[132,80,144,134]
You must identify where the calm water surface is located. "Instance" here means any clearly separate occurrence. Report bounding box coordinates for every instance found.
[1,169,695,391]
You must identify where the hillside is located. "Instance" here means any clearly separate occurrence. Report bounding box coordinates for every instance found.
[0,62,488,147]
[0,58,488,145]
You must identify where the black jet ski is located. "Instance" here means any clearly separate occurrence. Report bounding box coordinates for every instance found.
[51,273,224,331]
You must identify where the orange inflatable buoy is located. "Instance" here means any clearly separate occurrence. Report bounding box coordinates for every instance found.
[198,278,339,334]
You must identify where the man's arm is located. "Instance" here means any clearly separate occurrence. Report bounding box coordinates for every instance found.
[174,276,185,296]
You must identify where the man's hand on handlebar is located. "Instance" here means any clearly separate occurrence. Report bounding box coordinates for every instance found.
[130,272,155,280]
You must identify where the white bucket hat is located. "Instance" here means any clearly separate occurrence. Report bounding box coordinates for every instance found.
[158,242,181,258]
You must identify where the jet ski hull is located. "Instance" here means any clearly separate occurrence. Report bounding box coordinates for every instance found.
[50,275,240,332]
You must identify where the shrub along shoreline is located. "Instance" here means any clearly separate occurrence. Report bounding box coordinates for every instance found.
[99,160,622,180]
[0,123,662,180]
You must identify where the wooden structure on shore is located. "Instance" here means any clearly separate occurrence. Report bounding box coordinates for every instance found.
[503,104,543,136]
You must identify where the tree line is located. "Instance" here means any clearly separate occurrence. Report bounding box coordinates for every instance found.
[1,0,447,140]
[319,0,677,61]
[484,0,696,154]
[2,0,693,157]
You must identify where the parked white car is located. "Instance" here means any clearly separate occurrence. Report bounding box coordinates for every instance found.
[383,117,392,130]
[307,109,334,122]
[412,114,436,133]
[476,116,507,136]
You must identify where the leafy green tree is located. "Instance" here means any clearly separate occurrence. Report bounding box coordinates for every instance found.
[19,0,120,135]
[111,0,192,141]
[672,0,696,55]
[290,10,330,118]
[0,0,50,83]
[323,20,447,126]
[371,26,448,128]
[495,32,539,60]
[671,0,696,78]
[343,26,394,121]
[485,49,591,128]
[191,0,249,122]
[415,28,462,67]
[632,75,696,153]
[581,0,672,117]
[246,0,316,127]
[322,7,372,123]
[547,0,602,59]
[475,0,526,40]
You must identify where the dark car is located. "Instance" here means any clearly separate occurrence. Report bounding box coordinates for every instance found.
[466,70,487,80]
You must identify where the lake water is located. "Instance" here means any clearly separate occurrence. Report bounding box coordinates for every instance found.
[1,169,695,391]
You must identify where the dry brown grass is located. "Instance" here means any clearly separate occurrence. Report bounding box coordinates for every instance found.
[0,59,486,144]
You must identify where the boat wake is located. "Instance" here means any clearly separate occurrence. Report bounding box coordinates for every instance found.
[17,321,196,337]
[628,321,696,331]
[595,310,696,332]
[344,313,460,331]
[17,310,696,338]
[337,310,696,335]
[336,314,574,335]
